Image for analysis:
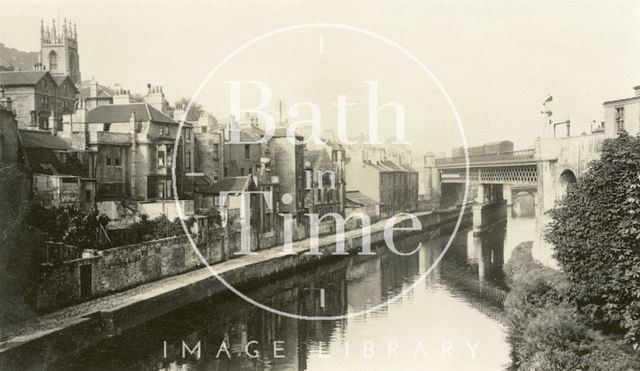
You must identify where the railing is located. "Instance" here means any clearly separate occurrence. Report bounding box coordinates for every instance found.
[436,148,535,166]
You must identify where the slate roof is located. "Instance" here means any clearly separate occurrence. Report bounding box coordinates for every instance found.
[18,130,87,177]
[365,160,418,173]
[198,176,253,195]
[52,75,79,93]
[19,130,71,150]
[346,191,378,206]
[0,71,47,86]
[228,129,261,142]
[79,81,114,99]
[86,103,177,124]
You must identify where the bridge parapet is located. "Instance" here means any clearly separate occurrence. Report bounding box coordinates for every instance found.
[436,148,536,168]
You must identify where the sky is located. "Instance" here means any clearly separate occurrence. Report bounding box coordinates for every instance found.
[1,0,639,153]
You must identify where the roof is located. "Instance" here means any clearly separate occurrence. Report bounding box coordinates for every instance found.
[52,75,79,93]
[346,191,378,207]
[18,131,86,177]
[23,147,87,177]
[227,129,261,142]
[19,130,71,150]
[79,81,115,100]
[603,95,640,105]
[198,176,253,195]
[362,159,418,173]
[0,71,47,86]
[86,103,177,124]
[272,127,303,139]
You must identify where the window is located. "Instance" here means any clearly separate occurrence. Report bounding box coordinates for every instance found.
[245,144,251,159]
[615,107,625,131]
[48,51,57,71]
[163,124,170,136]
[103,123,111,132]
[224,167,228,177]
[167,180,173,198]
[212,171,219,182]
[186,151,191,170]
[167,147,173,167]
[114,156,121,167]
[158,182,165,198]
[85,190,92,202]
[158,150,165,167]
[212,143,219,159]
[186,128,191,141]
[106,156,112,166]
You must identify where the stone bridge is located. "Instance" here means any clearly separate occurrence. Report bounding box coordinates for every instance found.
[436,133,606,266]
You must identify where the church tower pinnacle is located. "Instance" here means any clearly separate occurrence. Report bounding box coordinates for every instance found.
[40,18,81,85]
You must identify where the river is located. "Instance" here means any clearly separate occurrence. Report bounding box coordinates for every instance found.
[52,213,536,371]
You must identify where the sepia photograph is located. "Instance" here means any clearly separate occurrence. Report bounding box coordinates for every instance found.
[0,1,639,370]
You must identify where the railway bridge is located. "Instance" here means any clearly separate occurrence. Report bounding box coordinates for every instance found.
[435,134,605,266]
[436,143,538,235]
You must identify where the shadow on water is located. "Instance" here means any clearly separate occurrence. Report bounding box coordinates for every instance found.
[52,214,535,370]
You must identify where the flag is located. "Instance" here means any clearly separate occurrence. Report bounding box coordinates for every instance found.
[544,95,553,104]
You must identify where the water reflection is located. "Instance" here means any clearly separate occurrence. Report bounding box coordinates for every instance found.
[53,213,535,371]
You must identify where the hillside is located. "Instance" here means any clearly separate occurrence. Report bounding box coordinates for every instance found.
[0,43,38,71]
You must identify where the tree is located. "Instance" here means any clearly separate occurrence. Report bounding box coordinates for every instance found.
[174,97,205,121]
[546,133,640,345]
[131,93,144,103]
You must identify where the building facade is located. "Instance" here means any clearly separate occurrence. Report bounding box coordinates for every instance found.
[304,144,346,218]
[603,85,640,138]
[0,70,78,130]
[345,145,419,219]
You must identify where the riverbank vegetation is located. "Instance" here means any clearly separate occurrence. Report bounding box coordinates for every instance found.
[504,134,640,370]
[547,133,640,346]
[504,242,639,370]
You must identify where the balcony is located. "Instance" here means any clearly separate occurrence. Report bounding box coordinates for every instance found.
[88,131,132,145]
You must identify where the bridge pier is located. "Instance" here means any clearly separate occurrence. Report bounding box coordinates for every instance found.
[472,184,507,235]
[503,185,513,206]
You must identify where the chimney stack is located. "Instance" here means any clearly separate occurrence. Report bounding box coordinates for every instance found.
[0,87,12,112]
[634,85,640,97]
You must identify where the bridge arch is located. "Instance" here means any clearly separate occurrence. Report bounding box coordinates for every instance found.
[558,169,577,198]
[512,190,536,217]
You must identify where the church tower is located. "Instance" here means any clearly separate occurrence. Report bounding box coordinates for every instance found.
[40,18,81,85]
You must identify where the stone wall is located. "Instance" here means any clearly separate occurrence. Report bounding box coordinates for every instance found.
[35,209,458,312]
[36,228,225,311]
[533,133,605,267]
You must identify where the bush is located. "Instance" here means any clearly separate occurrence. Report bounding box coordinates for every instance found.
[504,242,640,370]
[28,204,110,250]
[504,241,539,284]
[519,304,589,371]
[108,214,197,247]
[546,133,640,344]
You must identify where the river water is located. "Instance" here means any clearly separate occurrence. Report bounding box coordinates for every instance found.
[53,213,535,371]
